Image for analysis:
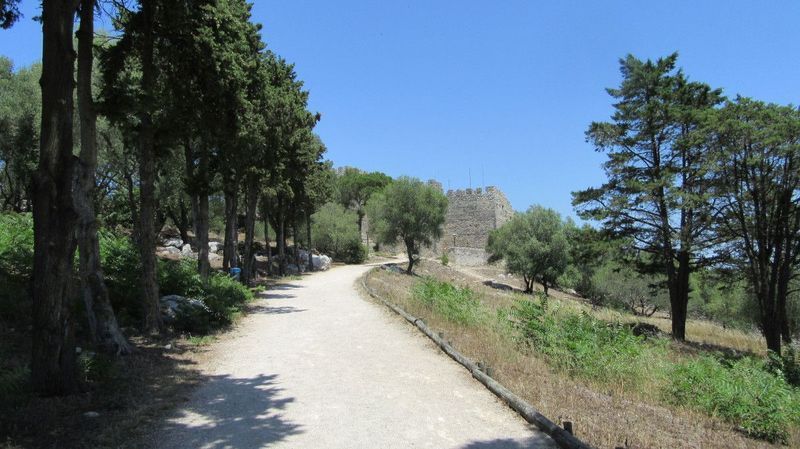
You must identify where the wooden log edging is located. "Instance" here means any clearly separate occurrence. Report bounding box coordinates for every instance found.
[361,268,594,449]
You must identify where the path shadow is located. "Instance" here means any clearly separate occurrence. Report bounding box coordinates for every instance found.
[263,293,297,300]
[249,305,307,315]
[270,283,303,290]
[459,435,555,449]
[158,373,302,449]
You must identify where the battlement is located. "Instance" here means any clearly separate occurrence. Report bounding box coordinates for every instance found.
[446,185,501,197]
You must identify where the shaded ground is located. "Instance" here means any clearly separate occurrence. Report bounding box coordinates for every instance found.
[150,264,555,449]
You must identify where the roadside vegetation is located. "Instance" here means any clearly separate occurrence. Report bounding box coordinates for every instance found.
[367,262,800,448]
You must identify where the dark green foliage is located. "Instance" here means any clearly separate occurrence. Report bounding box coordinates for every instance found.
[487,206,570,295]
[768,346,800,387]
[336,167,392,232]
[159,259,203,298]
[339,238,367,264]
[0,365,28,398]
[99,232,142,323]
[574,53,724,341]
[367,177,447,273]
[0,0,21,29]
[667,355,800,443]
[311,202,366,263]
[413,278,482,325]
[0,213,33,322]
[200,273,254,325]
[98,232,252,332]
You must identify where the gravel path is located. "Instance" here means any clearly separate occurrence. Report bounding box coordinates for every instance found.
[156,264,556,449]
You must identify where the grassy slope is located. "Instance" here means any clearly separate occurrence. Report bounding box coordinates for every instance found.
[365,260,798,449]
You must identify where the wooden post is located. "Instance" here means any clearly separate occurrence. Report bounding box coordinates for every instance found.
[563,421,573,435]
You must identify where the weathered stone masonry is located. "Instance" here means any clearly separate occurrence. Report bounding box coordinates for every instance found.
[440,186,514,266]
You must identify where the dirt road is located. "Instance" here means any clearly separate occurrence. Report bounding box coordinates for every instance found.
[155,264,556,449]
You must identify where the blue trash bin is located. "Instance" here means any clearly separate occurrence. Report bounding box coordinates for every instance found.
[230,267,241,281]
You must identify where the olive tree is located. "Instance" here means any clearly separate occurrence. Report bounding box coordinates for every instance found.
[367,177,446,274]
[487,205,569,296]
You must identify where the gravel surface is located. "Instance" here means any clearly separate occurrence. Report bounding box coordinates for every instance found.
[155,264,556,449]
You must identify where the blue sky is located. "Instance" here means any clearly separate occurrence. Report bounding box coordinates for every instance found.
[1,1,799,219]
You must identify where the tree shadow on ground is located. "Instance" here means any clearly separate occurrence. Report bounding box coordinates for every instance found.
[155,373,302,449]
[248,305,306,314]
[269,283,303,290]
[458,435,556,449]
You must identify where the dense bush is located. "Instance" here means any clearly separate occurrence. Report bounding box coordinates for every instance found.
[592,263,669,317]
[159,258,203,298]
[311,202,366,263]
[0,213,33,323]
[667,355,800,443]
[100,234,253,333]
[413,278,483,325]
[99,231,142,323]
[505,295,669,390]
[201,272,254,324]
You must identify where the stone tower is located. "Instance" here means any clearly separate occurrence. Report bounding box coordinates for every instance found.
[441,186,513,266]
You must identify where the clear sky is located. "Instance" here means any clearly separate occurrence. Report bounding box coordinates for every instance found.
[1,1,799,219]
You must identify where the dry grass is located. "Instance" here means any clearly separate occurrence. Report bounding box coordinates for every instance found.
[437,259,766,356]
[364,260,797,449]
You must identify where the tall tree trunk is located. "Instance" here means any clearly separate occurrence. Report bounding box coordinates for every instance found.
[306,210,313,271]
[197,191,210,282]
[31,0,79,395]
[76,0,130,355]
[241,178,258,284]
[668,252,691,341]
[137,0,162,334]
[183,140,200,251]
[277,200,286,276]
[405,238,415,274]
[293,218,300,270]
[124,167,138,235]
[263,200,272,276]
[223,187,239,271]
[167,198,191,246]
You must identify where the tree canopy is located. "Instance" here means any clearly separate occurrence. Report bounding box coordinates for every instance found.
[487,205,570,296]
[573,52,723,340]
[367,177,446,274]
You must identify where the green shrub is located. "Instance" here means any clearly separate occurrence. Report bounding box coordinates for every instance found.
[311,202,365,263]
[440,252,449,266]
[99,232,142,323]
[200,272,254,325]
[0,213,33,323]
[0,213,34,280]
[159,258,203,298]
[340,238,367,264]
[667,355,800,443]
[505,295,669,391]
[413,278,483,325]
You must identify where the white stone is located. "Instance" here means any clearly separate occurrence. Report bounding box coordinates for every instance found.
[163,237,183,248]
[312,254,332,271]
[181,243,194,258]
